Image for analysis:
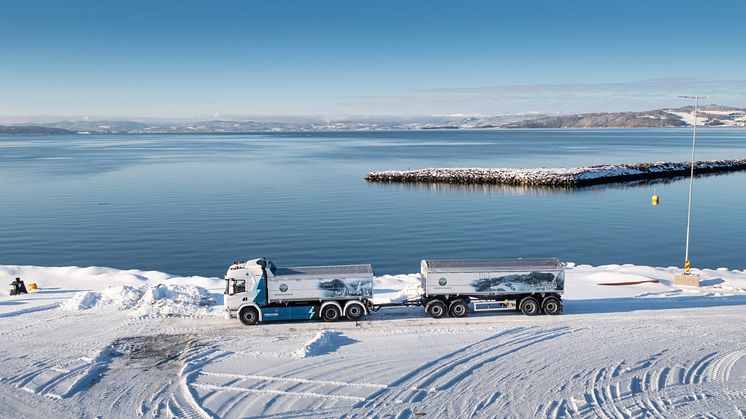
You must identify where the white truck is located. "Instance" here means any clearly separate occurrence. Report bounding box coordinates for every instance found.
[418,258,565,318]
[224,258,374,325]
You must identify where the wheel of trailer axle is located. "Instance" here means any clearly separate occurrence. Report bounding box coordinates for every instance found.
[428,300,447,319]
[238,307,259,325]
[345,303,364,321]
[519,297,540,316]
[321,304,341,322]
[542,296,562,315]
[449,300,469,318]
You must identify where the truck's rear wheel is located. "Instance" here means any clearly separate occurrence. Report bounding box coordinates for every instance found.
[428,300,447,319]
[449,299,469,318]
[519,297,540,316]
[345,302,364,321]
[321,304,341,322]
[542,296,562,315]
[238,307,259,325]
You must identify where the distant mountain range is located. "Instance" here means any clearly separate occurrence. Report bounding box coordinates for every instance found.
[0,125,77,135]
[1,105,744,134]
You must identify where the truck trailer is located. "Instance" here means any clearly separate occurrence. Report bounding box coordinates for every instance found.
[224,258,374,325]
[419,258,565,318]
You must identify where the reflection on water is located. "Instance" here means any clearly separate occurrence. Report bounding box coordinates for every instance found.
[368,171,737,196]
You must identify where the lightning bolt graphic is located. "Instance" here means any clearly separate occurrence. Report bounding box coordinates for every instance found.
[308,306,316,319]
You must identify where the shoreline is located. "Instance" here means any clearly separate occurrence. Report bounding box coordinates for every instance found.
[365,158,746,187]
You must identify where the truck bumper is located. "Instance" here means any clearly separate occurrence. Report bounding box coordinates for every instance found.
[224,307,234,320]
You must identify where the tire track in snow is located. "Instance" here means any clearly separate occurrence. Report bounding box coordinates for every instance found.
[703,350,746,383]
[545,348,746,419]
[357,327,571,414]
[192,382,367,402]
[199,371,388,389]
[357,327,528,409]
[170,344,229,419]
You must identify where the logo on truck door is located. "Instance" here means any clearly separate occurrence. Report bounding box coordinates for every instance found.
[279,284,288,292]
[438,277,448,286]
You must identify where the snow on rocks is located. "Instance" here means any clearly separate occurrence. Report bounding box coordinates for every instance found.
[366,157,746,187]
[60,284,216,318]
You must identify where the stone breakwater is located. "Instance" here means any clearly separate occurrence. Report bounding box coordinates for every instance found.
[365,158,746,187]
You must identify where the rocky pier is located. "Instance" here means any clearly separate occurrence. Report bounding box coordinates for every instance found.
[365,158,746,187]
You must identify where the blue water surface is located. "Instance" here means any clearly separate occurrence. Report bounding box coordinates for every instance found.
[1,129,745,276]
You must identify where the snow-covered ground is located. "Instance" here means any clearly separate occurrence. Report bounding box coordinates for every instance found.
[1,263,746,417]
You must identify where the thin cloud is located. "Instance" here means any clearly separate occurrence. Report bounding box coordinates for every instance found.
[336,78,746,115]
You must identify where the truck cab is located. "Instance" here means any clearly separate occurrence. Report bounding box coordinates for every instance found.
[224,258,275,321]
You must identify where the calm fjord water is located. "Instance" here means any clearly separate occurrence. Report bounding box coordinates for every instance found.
[1,129,745,276]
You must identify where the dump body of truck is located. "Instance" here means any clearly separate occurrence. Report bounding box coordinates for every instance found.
[268,265,374,302]
[417,258,566,318]
[421,258,565,297]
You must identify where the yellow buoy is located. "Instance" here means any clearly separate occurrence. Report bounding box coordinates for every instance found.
[28,283,38,291]
[651,194,659,206]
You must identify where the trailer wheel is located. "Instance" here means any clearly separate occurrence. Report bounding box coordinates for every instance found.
[542,296,562,315]
[519,297,540,316]
[321,304,341,322]
[428,300,447,319]
[449,300,469,318]
[345,303,364,321]
[238,307,259,325]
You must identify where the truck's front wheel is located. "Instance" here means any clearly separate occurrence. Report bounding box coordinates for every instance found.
[321,304,341,322]
[239,307,259,326]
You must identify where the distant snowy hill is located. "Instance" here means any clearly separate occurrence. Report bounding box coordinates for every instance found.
[504,105,746,128]
[2,106,744,134]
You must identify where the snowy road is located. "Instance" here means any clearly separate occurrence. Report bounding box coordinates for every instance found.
[1,264,745,418]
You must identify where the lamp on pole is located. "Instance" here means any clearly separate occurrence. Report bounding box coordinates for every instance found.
[674,95,712,286]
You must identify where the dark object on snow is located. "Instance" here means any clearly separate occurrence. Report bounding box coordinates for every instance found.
[9,277,28,296]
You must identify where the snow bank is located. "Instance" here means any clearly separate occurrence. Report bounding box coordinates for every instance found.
[371,274,421,304]
[0,264,224,316]
[294,330,354,358]
[3,261,746,318]
[0,264,222,298]
[60,284,216,318]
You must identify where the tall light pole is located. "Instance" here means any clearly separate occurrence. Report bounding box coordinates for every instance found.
[675,95,712,284]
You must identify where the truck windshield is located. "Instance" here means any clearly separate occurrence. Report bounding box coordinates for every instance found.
[224,279,229,295]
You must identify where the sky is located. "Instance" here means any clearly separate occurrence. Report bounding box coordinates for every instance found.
[2,0,746,119]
